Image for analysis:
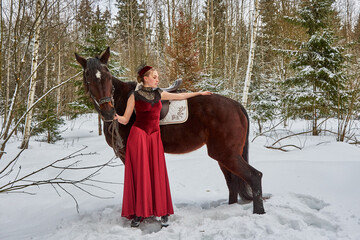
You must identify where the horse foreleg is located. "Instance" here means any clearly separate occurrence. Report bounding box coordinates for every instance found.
[220,155,265,214]
[218,163,238,204]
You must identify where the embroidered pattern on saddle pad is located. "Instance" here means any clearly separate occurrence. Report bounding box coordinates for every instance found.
[160,100,188,125]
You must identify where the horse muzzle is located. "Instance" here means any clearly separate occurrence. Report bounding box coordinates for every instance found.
[101,107,115,122]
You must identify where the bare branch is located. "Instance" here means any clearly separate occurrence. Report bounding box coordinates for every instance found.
[265,144,303,152]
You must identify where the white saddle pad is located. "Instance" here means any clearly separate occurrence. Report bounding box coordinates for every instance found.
[160,100,188,125]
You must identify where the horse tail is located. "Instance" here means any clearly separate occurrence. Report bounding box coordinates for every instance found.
[237,105,253,201]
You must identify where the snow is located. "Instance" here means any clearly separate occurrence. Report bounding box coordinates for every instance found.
[1,114,360,240]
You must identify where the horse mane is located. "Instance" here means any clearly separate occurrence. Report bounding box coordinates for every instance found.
[111,76,137,115]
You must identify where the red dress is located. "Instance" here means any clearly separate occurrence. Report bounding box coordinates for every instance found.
[121,89,174,219]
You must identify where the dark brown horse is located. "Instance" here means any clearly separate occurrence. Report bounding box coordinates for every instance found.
[75,47,265,214]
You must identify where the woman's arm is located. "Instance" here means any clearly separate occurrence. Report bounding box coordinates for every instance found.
[114,94,135,125]
[161,91,212,101]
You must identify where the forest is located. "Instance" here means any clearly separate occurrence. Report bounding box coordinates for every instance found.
[0,0,360,156]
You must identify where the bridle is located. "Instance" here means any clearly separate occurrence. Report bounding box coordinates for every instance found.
[83,69,115,121]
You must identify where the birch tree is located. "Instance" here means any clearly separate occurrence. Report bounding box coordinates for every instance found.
[242,0,260,106]
[20,0,43,149]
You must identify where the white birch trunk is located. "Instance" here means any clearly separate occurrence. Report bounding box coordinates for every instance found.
[3,0,14,133]
[0,84,18,158]
[241,0,259,106]
[210,0,214,76]
[21,0,42,149]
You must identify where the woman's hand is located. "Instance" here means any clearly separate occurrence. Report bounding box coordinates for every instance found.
[114,113,128,125]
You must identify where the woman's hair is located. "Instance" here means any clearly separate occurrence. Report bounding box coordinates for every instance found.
[137,65,155,83]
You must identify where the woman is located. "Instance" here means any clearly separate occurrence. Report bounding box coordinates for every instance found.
[114,66,211,228]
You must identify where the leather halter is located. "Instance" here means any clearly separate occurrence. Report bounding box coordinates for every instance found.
[84,71,115,119]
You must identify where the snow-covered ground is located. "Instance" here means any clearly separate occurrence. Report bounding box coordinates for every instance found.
[1,114,360,240]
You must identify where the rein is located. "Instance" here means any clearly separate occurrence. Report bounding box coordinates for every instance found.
[83,68,126,156]
[108,120,125,156]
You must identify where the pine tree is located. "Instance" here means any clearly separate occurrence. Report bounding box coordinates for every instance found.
[283,0,346,136]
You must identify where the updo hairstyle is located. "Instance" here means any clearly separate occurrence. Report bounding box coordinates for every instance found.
[137,65,155,83]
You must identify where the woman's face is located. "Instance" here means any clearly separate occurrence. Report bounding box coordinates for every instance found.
[144,70,159,88]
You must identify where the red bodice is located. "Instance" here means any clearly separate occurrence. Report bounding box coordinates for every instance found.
[133,100,162,135]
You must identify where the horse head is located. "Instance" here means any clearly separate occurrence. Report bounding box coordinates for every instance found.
[75,47,115,122]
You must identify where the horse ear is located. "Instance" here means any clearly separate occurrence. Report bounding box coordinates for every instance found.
[100,47,110,65]
[75,53,87,69]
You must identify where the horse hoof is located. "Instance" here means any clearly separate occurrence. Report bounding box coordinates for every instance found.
[253,207,265,214]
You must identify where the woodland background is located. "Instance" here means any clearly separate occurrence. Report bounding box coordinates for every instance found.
[1,0,360,156]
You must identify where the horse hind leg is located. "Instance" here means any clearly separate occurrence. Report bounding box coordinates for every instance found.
[219,164,238,204]
[220,155,265,214]
[218,164,253,204]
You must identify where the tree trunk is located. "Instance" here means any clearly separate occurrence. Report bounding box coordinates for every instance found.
[312,84,319,136]
[21,0,42,149]
[0,0,3,93]
[242,0,260,106]
[210,0,214,77]
[0,84,19,159]
[166,0,172,46]
[205,0,210,70]
[143,0,148,60]
[56,1,61,115]
[44,41,49,92]
[3,0,14,134]
[98,113,102,136]
[233,0,244,94]
[224,0,229,79]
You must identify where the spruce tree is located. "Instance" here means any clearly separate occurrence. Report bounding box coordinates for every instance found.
[283,0,346,135]
[71,5,112,119]
[32,97,65,143]
[76,0,93,39]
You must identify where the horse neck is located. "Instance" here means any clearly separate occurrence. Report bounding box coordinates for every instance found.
[112,76,136,112]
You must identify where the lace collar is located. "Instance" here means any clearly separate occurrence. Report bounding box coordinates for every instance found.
[140,86,154,92]
[134,85,162,105]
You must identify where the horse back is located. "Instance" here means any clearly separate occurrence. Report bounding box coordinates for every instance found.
[160,94,249,157]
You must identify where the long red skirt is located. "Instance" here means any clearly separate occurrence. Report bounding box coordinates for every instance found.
[121,126,174,219]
